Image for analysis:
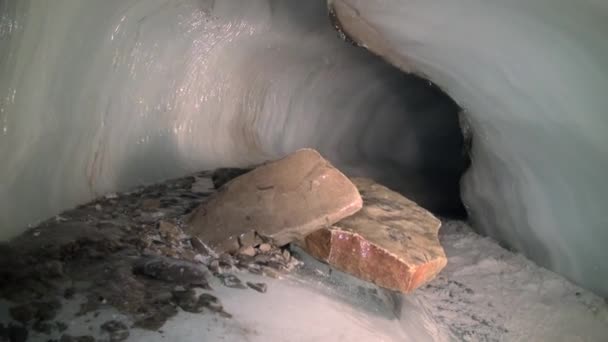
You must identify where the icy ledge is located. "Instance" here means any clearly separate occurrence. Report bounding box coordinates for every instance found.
[330,0,608,296]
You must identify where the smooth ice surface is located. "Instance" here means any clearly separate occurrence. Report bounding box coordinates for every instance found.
[6,221,606,341]
[331,0,608,296]
[0,0,466,241]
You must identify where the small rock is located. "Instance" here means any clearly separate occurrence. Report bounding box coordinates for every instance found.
[218,253,235,269]
[253,254,272,264]
[246,263,263,275]
[133,256,210,289]
[198,293,232,318]
[237,246,256,257]
[208,260,220,274]
[282,249,291,262]
[190,237,217,258]
[100,320,130,342]
[217,274,247,289]
[261,267,280,279]
[193,254,210,265]
[186,149,363,253]
[158,221,180,242]
[246,282,267,293]
[258,243,272,253]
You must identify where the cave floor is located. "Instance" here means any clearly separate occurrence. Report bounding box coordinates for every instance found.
[0,172,606,342]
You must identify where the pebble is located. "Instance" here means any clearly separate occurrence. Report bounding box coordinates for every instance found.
[198,293,232,318]
[158,221,180,242]
[237,246,256,257]
[282,249,291,262]
[217,274,247,289]
[246,282,267,293]
[208,259,221,274]
[191,237,217,258]
[246,263,263,275]
[258,243,273,253]
[132,256,210,289]
[262,267,281,279]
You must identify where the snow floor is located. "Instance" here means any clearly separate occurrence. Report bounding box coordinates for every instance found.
[4,221,606,342]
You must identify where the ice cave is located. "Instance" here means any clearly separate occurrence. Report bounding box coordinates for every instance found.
[0,0,607,341]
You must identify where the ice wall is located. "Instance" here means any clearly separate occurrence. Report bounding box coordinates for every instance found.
[330,0,608,296]
[0,2,465,239]
[1,0,606,298]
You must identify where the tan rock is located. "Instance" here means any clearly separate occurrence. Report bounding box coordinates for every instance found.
[185,149,362,253]
[258,243,272,253]
[158,221,180,242]
[237,246,256,257]
[302,178,446,293]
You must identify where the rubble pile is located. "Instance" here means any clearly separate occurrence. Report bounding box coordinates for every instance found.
[0,149,446,341]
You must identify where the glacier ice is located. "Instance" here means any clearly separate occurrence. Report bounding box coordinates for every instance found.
[0,1,465,237]
[0,0,607,301]
[331,0,608,296]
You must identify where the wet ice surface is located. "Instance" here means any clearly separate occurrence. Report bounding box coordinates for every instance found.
[1,173,606,342]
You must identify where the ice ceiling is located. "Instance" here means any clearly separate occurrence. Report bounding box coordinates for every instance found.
[0,0,607,297]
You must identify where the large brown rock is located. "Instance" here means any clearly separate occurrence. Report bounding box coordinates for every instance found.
[185,149,363,252]
[302,178,446,293]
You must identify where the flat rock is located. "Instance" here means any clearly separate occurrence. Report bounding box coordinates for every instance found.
[132,256,210,289]
[302,178,447,293]
[186,149,363,252]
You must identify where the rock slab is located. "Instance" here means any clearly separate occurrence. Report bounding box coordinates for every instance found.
[186,149,362,252]
[302,178,446,293]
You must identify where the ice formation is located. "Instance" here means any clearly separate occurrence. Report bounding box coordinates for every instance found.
[328,0,608,296]
[0,0,607,304]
